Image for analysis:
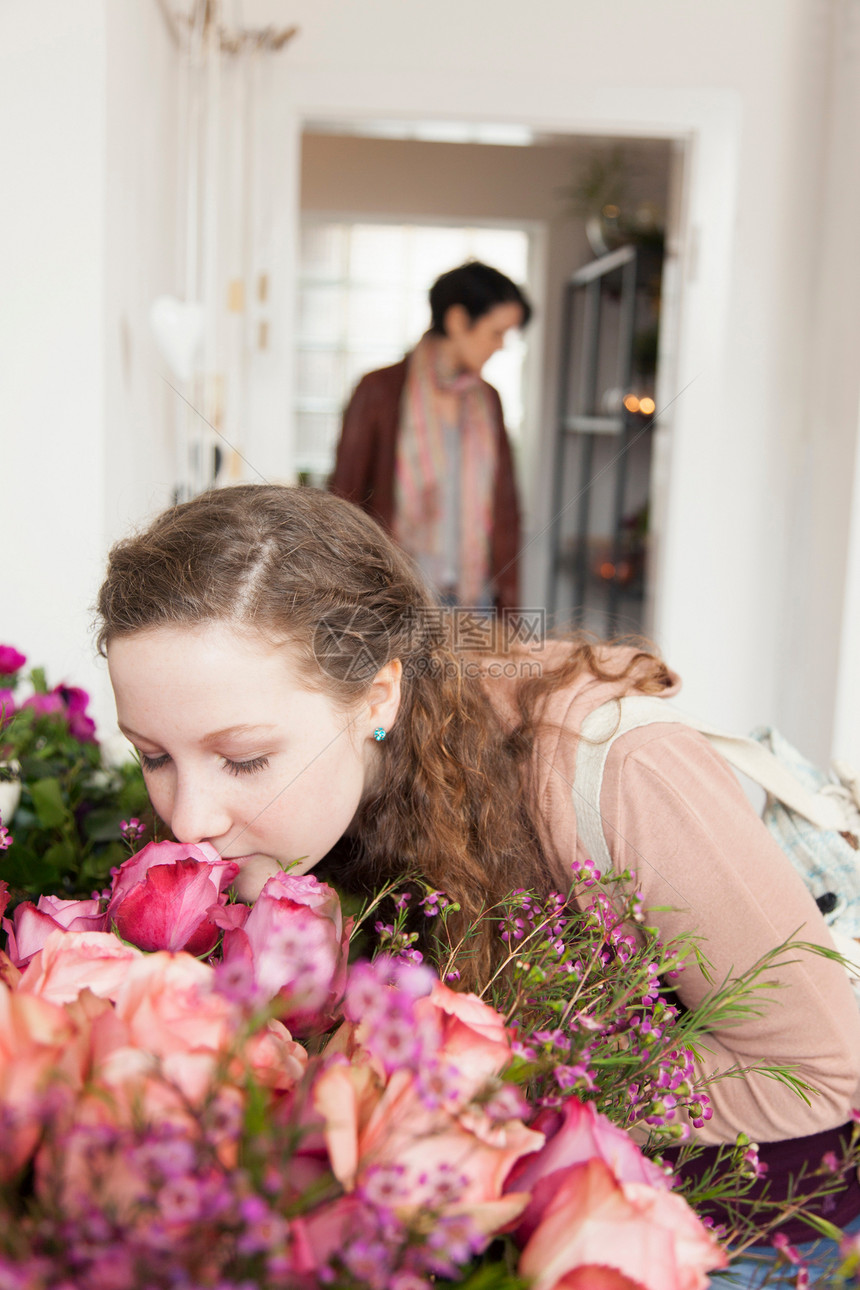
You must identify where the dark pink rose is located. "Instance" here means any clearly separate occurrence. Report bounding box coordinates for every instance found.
[2,895,109,969]
[56,685,89,716]
[0,646,26,676]
[54,685,97,742]
[67,711,97,742]
[18,685,97,742]
[506,1098,670,1246]
[221,871,351,1033]
[107,840,238,956]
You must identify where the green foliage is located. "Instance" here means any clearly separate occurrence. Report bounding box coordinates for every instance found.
[0,659,152,905]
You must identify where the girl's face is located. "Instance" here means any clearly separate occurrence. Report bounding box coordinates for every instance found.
[107,622,401,901]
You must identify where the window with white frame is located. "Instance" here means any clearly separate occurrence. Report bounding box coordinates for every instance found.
[295,219,532,484]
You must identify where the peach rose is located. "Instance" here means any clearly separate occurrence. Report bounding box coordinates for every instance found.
[17,930,145,1004]
[413,981,514,1095]
[243,1019,308,1093]
[112,950,230,1058]
[313,1055,541,1235]
[0,981,83,1177]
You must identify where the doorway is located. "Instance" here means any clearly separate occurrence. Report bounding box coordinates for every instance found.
[297,122,677,626]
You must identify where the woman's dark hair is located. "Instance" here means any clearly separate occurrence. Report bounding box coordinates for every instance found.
[97,485,670,989]
[428,260,532,335]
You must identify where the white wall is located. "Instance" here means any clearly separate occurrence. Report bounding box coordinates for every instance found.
[104,0,179,546]
[1,0,179,735]
[1,1,108,700]
[815,1,860,771]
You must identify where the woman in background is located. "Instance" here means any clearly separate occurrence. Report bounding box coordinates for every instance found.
[330,260,530,613]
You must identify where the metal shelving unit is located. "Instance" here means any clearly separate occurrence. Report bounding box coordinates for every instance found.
[547,243,663,634]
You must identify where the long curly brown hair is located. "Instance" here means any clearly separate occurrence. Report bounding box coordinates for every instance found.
[96,484,672,988]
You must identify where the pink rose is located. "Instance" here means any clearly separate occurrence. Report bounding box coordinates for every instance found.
[107,839,238,956]
[221,871,350,1033]
[0,646,26,675]
[518,1158,726,1290]
[546,1272,641,1289]
[506,1098,670,1244]
[290,1196,365,1275]
[0,688,16,719]
[3,896,109,969]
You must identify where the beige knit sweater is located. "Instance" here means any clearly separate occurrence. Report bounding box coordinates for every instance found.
[489,644,860,1146]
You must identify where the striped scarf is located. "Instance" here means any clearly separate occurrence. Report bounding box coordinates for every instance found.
[394,334,498,604]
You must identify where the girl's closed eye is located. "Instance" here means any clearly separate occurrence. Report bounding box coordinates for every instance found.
[223,755,269,776]
[138,750,269,776]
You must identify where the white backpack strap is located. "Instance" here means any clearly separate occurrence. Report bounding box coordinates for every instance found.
[573,696,855,875]
[572,697,662,874]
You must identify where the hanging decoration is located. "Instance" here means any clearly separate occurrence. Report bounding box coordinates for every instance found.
[155,1,298,502]
[149,295,206,384]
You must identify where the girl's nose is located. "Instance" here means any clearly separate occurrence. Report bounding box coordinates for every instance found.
[168,775,232,848]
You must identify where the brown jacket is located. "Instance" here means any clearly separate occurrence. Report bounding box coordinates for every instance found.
[329,357,521,612]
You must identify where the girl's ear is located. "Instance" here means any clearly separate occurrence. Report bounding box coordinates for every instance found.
[367,659,403,737]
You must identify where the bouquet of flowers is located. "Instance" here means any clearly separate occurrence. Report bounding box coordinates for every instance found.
[0,818,858,1287]
[0,825,736,1289]
[0,644,150,906]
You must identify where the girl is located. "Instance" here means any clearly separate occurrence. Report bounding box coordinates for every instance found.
[98,483,860,1281]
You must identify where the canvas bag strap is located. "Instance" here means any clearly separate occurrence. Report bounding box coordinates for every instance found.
[573,696,854,876]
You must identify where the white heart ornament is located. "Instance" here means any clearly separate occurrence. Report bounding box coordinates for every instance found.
[149,296,206,383]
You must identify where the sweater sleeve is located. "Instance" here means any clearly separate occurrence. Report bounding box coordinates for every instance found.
[487,384,520,614]
[599,724,860,1145]
[329,375,380,509]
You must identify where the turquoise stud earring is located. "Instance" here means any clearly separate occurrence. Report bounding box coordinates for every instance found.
[373,727,387,742]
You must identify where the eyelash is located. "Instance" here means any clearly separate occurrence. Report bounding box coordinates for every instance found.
[225,756,269,777]
[138,753,270,777]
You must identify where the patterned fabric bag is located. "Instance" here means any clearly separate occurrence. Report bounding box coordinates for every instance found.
[751,726,860,981]
[574,697,860,998]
